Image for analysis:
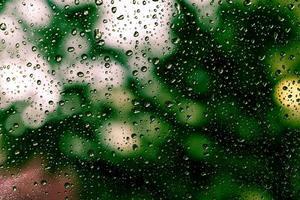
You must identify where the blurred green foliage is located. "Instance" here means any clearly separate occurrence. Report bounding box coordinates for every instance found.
[0,0,300,199]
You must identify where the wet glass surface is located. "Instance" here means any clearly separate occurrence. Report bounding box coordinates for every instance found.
[0,0,299,199]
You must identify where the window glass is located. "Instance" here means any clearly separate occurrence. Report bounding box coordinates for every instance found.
[0,0,299,199]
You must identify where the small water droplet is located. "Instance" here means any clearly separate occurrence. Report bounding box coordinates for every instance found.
[77,72,84,77]
[141,66,148,72]
[67,47,75,52]
[0,23,6,31]
[126,50,133,56]
[132,70,138,76]
[95,0,103,5]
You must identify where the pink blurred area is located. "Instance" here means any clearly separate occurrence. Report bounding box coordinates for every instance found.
[0,158,78,200]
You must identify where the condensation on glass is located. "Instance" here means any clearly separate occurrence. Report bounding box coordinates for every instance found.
[0,0,299,199]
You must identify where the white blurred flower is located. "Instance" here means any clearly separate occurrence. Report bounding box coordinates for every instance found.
[0,13,61,128]
[7,0,53,27]
[96,0,175,81]
[60,33,127,96]
[61,58,126,91]
[101,121,139,154]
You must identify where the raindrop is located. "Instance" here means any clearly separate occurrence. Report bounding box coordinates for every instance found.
[77,72,84,77]
[0,23,6,31]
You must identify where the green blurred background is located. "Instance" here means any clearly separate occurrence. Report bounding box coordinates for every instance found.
[0,0,300,199]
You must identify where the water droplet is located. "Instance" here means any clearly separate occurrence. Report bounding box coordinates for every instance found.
[77,72,84,77]
[117,15,124,20]
[95,0,103,5]
[126,50,133,56]
[0,23,6,31]
[112,7,117,13]
[105,63,110,68]
[64,182,71,189]
[67,47,75,52]
[132,144,138,150]
[141,66,148,72]
[132,70,139,76]
[56,56,62,63]
[41,180,47,186]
